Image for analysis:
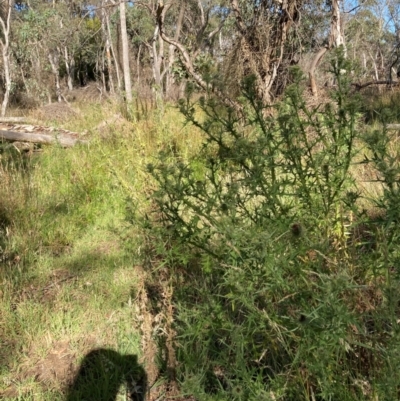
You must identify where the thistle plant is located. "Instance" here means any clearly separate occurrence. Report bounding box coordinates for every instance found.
[144,53,400,400]
[149,52,359,257]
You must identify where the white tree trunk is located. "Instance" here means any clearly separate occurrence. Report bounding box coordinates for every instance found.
[362,52,367,77]
[149,25,163,97]
[64,47,74,91]
[48,50,62,103]
[136,44,142,86]
[120,0,132,102]
[331,0,344,48]
[105,12,121,91]
[102,4,116,94]
[369,50,379,81]
[1,44,11,117]
[105,37,115,94]
[0,0,12,117]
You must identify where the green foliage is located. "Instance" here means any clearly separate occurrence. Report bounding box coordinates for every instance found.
[126,6,154,47]
[85,17,101,32]
[0,102,156,399]
[146,56,400,400]
[151,60,358,257]
[361,89,400,124]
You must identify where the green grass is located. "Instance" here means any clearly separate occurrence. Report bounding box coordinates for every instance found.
[3,87,400,401]
[0,100,201,399]
[361,87,400,124]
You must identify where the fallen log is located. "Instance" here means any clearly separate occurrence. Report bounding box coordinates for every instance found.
[0,129,87,148]
[352,80,400,90]
[0,117,37,124]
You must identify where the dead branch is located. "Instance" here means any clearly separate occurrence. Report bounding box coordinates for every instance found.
[352,80,400,90]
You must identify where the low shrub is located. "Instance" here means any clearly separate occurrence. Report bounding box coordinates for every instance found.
[144,54,400,400]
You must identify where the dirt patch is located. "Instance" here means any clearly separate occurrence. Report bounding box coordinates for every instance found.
[0,333,106,398]
[41,269,77,303]
[95,239,121,256]
[31,340,75,386]
[65,83,107,103]
[16,269,77,304]
[36,103,78,122]
[1,340,76,397]
[0,386,19,399]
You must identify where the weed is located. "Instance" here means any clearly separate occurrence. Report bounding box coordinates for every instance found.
[145,53,400,400]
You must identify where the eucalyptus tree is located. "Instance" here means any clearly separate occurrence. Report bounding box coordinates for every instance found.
[13,0,104,103]
[228,0,304,103]
[128,0,227,100]
[13,5,54,103]
[156,0,307,104]
[155,0,236,104]
[308,0,347,96]
[345,5,391,82]
[382,0,400,81]
[335,0,399,87]
[119,0,132,102]
[124,4,156,94]
[0,0,13,115]
[100,0,117,93]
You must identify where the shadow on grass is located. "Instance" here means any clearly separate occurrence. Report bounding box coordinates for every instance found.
[66,349,147,401]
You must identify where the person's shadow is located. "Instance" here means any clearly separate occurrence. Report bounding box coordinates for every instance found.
[66,349,147,401]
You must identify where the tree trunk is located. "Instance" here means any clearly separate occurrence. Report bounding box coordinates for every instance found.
[368,50,379,81]
[48,50,62,103]
[0,0,12,117]
[102,5,115,95]
[165,1,185,98]
[105,38,115,94]
[330,0,344,48]
[101,49,107,93]
[362,52,367,77]
[136,44,142,86]
[149,25,163,98]
[64,47,74,91]
[309,47,328,97]
[120,0,132,102]
[309,0,344,97]
[106,13,121,91]
[1,44,11,117]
